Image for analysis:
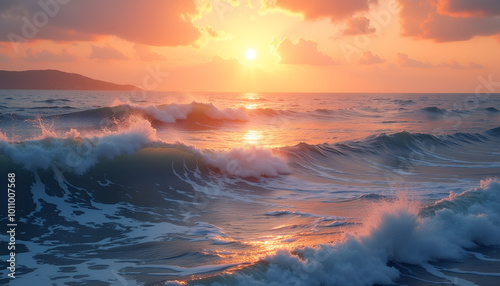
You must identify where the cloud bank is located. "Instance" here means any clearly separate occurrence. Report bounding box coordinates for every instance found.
[397,0,500,42]
[0,0,203,46]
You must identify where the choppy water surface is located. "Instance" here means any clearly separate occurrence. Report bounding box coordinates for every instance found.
[1,91,499,285]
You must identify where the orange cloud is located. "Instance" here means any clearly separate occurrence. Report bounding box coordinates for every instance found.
[358,51,384,65]
[270,36,337,65]
[435,0,500,17]
[343,16,376,36]
[203,25,231,40]
[397,0,500,42]
[264,0,378,21]
[90,45,126,60]
[397,53,435,68]
[0,53,9,62]
[0,0,202,46]
[439,60,483,69]
[398,53,484,69]
[25,48,75,62]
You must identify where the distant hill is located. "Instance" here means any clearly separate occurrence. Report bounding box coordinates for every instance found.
[0,70,138,90]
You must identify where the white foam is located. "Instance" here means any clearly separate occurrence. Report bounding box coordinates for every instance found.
[135,103,192,123]
[64,128,81,138]
[0,130,8,141]
[187,222,227,241]
[0,118,158,174]
[469,251,500,262]
[205,146,290,178]
[421,264,478,286]
[225,179,500,286]
[36,119,58,139]
[131,102,249,123]
[204,103,249,121]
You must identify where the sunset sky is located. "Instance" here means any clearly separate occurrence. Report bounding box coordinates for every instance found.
[1,0,499,93]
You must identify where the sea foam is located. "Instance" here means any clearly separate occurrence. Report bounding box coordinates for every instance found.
[205,146,290,178]
[0,119,289,179]
[207,179,500,286]
[132,102,249,123]
[0,118,159,174]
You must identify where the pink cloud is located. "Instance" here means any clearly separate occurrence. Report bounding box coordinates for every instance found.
[267,0,378,21]
[0,53,9,62]
[358,51,385,65]
[439,60,483,69]
[436,0,500,17]
[467,61,484,69]
[133,44,166,61]
[90,45,126,60]
[397,0,500,42]
[343,16,376,36]
[397,53,435,68]
[203,25,230,40]
[24,48,75,62]
[206,26,219,38]
[0,0,202,46]
[270,36,337,65]
[398,53,484,69]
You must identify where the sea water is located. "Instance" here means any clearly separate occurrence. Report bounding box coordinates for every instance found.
[0,91,499,285]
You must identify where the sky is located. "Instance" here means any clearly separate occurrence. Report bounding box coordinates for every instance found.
[0,0,499,93]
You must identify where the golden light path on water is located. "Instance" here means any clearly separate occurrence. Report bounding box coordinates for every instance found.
[147,91,476,283]
[177,197,380,284]
[156,92,417,151]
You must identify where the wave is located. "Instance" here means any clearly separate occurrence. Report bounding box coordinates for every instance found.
[38,98,72,103]
[0,119,159,174]
[47,102,250,128]
[485,107,500,112]
[31,105,76,110]
[420,106,447,114]
[205,147,290,178]
[5,101,499,132]
[264,210,344,220]
[184,179,500,286]
[282,127,500,185]
[487,126,500,136]
[0,119,288,179]
[288,127,497,158]
[1,123,498,182]
[139,102,249,123]
[392,99,416,106]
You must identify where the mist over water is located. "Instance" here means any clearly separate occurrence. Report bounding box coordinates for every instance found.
[1,91,500,285]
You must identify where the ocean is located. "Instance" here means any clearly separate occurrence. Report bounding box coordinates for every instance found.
[1,91,499,286]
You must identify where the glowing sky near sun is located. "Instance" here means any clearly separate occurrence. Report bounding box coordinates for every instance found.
[0,0,499,92]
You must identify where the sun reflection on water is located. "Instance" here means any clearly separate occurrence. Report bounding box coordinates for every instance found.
[244,103,259,110]
[243,93,260,100]
[243,130,262,145]
[242,93,262,110]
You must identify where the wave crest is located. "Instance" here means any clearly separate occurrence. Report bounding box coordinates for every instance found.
[214,179,500,286]
[0,118,158,174]
[205,146,290,178]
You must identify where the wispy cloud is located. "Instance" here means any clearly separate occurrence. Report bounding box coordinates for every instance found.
[270,36,338,65]
[24,48,75,62]
[90,45,126,60]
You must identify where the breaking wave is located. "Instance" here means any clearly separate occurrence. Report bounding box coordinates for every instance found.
[183,179,500,286]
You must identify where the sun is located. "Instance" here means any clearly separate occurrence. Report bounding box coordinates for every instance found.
[245,49,257,60]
